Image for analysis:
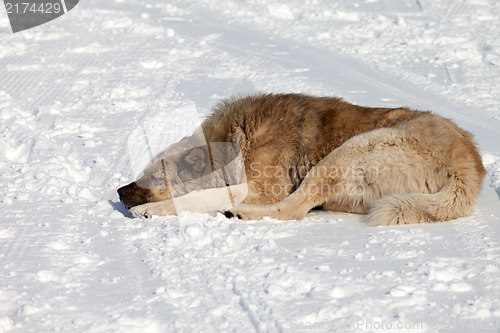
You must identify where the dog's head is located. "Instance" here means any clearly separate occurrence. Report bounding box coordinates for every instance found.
[117,146,211,209]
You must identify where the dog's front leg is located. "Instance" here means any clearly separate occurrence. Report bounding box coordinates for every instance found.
[130,184,248,218]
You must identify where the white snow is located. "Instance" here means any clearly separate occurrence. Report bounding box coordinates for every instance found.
[1,0,500,332]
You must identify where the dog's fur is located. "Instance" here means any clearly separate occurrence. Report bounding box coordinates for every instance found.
[118,93,485,225]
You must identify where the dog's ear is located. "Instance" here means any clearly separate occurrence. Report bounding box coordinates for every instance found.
[178,147,210,181]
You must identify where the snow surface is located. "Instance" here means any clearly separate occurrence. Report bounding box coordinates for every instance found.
[1,0,500,332]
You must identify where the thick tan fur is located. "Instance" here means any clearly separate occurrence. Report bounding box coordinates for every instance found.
[118,93,485,225]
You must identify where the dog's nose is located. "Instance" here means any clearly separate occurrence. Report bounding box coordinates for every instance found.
[117,186,126,198]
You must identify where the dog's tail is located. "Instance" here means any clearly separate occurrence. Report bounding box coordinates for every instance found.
[367,140,486,226]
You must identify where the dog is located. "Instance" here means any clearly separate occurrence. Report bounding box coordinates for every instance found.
[117,93,485,225]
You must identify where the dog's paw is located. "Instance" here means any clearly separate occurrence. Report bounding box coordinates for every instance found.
[129,205,154,219]
[223,210,242,219]
[129,201,177,219]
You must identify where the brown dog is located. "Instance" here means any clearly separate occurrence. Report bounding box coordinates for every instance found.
[118,93,485,225]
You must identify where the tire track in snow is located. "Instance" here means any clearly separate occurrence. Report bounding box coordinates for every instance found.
[436,0,467,28]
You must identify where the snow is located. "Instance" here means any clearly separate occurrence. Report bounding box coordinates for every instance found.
[1,0,500,332]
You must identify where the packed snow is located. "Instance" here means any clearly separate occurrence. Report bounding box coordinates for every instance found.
[1,0,500,332]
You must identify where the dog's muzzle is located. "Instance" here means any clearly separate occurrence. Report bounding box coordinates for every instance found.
[117,182,152,209]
